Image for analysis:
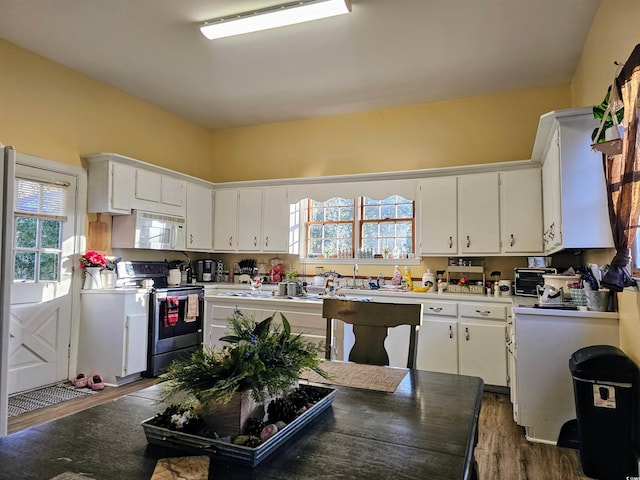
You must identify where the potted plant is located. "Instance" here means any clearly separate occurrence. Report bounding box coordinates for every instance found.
[591,85,624,156]
[79,250,109,289]
[158,310,328,437]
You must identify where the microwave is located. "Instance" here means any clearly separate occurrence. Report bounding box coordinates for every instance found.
[514,267,557,296]
[112,210,186,250]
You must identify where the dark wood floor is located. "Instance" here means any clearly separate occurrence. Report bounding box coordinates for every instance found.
[8,382,588,479]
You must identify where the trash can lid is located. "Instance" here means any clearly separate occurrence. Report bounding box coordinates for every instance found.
[569,345,639,383]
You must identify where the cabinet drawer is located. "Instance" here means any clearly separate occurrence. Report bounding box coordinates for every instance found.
[459,303,507,321]
[421,301,457,317]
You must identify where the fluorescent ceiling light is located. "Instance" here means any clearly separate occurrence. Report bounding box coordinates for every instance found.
[199,0,352,40]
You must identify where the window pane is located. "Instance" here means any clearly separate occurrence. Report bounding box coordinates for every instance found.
[380,223,395,237]
[16,217,38,248]
[340,207,354,221]
[40,253,59,281]
[324,224,337,238]
[14,252,36,281]
[381,205,396,219]
[362,223,378,238]
[397,204,413,218]
[337,224,353,238]
[309,239,323,254]
[309,224,323,239]
[363,205,379,220]
[41,219,62,249]
[325,207,340,221]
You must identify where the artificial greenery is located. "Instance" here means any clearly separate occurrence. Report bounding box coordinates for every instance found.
[160,310,328,411]
[591,85,624,144]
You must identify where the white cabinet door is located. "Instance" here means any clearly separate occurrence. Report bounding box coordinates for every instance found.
[542,128,562,252]
[161,176,186,207]
[124,313,148,376]
[186,183,213,251]
[110,162,134,213]
[458,173,500,254]
[213,189,239,251]
[262,186,289,252]
[458,321,507,387]
[500,169,543,253]
[238,188,263,251]
[419,176,457,254]
[135,168,162,202]
[416,318,458,374]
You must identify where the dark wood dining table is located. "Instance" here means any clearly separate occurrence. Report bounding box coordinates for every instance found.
[0,369,483,480]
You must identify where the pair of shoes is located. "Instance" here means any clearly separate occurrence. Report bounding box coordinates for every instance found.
[72,372,89,388]
[88,374,105,391]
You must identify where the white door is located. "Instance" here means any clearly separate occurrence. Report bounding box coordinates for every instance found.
[458,173,500,254]
[8,163,79,394]
[500,169,543,253]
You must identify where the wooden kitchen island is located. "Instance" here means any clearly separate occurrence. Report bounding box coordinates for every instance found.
[0,369,483,480]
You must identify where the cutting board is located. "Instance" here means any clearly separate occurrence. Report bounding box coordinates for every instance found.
[88,213,109,251]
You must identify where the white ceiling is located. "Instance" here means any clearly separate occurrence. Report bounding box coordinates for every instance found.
[0,0,600,130]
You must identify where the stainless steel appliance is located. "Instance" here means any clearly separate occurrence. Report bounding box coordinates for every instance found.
[196,259,214,282]
[116,261,203,377]
[111,210,186,250]
[514,267,557,296]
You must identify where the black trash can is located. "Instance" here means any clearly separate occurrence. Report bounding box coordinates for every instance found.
[569,345,639,480]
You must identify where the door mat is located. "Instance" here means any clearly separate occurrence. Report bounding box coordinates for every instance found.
[300,361,408,393]
[8,383,96,417]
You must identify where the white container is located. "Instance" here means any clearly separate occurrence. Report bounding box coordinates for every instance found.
[167,269,181,285]
[421,270,436,292]
[498,280,512,296]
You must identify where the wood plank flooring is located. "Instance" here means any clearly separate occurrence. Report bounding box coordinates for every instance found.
[475,392,589,480]
[8,382,588,479]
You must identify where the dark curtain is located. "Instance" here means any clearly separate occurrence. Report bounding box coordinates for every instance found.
[601,44,640,291]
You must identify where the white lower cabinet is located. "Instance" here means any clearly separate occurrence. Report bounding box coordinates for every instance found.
[77,290,149,386]
[416,300,508,388]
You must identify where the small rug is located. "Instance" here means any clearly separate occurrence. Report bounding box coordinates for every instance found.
[49,473,95,480]
[8,383,96,417]
[300,361,408,393]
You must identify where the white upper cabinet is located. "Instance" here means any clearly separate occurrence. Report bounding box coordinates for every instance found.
[458,172,501,254]
[419,176,458,255]
[213,189,239,252]
[262,186,289,252]
[185,183,213,252]
[133,168,186,216]
[214,186,290,253]
[86,158,134,214]
[237,188,263,251]
[533,108,614,253]
[500,169,543,254]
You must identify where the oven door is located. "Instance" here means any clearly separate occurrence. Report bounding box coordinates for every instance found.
[149,287,204,357]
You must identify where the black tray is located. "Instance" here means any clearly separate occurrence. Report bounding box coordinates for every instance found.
[141,384,336,467]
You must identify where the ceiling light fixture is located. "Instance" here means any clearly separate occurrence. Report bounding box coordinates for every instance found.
[199,0,352,40]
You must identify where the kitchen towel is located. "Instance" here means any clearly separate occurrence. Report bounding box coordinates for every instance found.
[185,294,199,323]
[165,296,179,327]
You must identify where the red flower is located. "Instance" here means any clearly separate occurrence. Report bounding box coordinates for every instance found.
[79,251,108,269]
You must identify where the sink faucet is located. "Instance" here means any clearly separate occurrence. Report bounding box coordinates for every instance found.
[352,264,358,288]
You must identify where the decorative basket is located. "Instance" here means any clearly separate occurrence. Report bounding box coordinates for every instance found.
[570,288,587,307]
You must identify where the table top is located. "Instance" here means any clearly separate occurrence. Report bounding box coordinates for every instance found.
[0,369,483,480]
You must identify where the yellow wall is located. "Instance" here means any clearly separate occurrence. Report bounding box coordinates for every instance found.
[211,85,571,182]
[0,40,212,180]
[571,0,640,108]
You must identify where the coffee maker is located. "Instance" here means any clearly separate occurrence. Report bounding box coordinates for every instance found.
[196,259,214,282]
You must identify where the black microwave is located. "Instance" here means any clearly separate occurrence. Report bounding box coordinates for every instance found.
[514,267,557,296]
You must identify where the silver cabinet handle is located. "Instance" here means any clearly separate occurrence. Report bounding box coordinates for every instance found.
[510,234,514,246]
[190,233,194,245]
[465,327,470,341]
[265,236,269,247]
[228,236,233,247]
[449,325,453,339]
[449,236,453,248]
[475,309,490,316]
[253,236,257,247]
[466,235,470,248]
[429,306,443,312]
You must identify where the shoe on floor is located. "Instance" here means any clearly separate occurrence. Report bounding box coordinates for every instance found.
[89,374,105,391]
[72,372,89,388]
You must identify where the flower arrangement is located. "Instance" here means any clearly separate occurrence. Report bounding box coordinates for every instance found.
[79,250,109,269]
[160,310,328,411]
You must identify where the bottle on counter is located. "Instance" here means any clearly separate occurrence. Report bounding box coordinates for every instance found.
[391,265,402,286]
[403,266,413,290]
[377,272,385,287]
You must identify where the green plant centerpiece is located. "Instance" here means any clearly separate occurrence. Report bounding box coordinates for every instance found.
[156,309,329,445]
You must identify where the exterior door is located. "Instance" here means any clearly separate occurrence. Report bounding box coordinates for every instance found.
[8,162,79,394]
